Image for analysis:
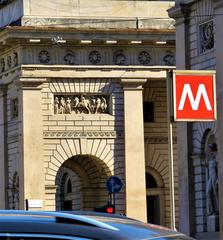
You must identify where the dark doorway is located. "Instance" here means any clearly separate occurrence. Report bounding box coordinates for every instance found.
[63,200,72,210]
[147,195,160,224]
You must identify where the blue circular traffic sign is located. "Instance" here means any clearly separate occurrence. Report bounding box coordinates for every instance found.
[106,176,123,193]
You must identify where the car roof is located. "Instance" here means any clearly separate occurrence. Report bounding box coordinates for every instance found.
[0,211,192,240]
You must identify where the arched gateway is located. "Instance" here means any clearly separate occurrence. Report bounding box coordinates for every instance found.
[55,155,111,211]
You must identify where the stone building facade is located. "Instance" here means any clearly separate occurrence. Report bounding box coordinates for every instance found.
[0,0,177,227]
[169,0,223,238]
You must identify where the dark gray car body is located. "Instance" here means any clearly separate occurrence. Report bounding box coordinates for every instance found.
[0,211,194,240]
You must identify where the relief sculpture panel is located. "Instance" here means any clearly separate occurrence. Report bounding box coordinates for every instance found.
[54,95,109,114]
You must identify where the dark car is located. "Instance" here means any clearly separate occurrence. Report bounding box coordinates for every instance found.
[0,210,194,240]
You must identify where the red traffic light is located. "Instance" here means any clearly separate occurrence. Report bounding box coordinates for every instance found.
[106,204,115,214]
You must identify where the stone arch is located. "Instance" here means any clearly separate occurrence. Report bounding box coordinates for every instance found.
[54,154,112,211]
[193,126,218,233]
[146,166,165,225]
[45,138,115,184]
[192,122,216,154]
[146,166,164,188]
[201,129,218,232]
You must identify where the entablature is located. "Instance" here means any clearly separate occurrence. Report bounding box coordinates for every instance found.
[0,65,175,85]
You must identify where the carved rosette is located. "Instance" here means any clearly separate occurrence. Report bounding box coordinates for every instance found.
[54,94,109,114]
[199,20,214,53]
[113,50,126,65]
[138,51,151,65]
[163,51,175,66]
[64,50,75,65]
[39,50,50,64]
[89,50,101,64]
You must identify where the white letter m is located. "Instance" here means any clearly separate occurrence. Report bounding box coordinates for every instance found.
[178,84,212,111]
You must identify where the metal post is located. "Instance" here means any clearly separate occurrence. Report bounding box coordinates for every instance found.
[166,70,176,230]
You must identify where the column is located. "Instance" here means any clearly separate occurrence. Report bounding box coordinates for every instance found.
[0,86,7,209]
[168,4,195,236]
[121,78,147,222]
[18,82,45,210]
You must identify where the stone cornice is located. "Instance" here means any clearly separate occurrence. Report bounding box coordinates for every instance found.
[0,65,175,85]
[20,65,171,80]
[43,131,123,139]
[168,3,191,25]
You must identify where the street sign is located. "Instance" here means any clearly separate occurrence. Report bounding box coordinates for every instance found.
[173,70,216,121]
[106,176,123,193]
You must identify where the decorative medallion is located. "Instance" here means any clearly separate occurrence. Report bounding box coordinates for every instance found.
[0,58,5,72]
[138,51,151,65]
[13,52,18,66]
[113,50,126,65]
[163,51,175,66]
[64,50,75,65]
[38,50,50,64]
[54,95,109,114]
[199,20,214,53]
[7,55,12,68]
[89,50,101,64]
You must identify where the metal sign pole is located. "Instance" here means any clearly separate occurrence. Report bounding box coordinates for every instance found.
[166,70,176,230]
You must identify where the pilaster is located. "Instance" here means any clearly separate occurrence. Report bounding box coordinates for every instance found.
[121,78,147,222]
[168,3,195,236]
[0,86,8,209]
[18,80,45,210]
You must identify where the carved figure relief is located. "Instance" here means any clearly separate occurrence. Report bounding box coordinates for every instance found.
[163,51,175,66]
[54,95,109,114]
[0,58,5,72]
[113,50,126,65]
[7,55,12,68]
[89,51,101,64]
[64,50,75,65]
[39,50,50,64]
[199,20,214,53]
[13,52,18,66]
[206,143,218,216]
[138,51,151,65]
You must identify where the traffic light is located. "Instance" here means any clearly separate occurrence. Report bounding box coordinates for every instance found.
[94,203,115,214]
[105,204,115,214]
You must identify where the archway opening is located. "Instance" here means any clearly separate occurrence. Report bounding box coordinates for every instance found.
[146,170,164,225]
[55,154,111,211]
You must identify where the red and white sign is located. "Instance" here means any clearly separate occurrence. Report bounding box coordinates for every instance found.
[173,70,216,121]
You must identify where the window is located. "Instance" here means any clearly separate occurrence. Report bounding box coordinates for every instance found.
[143,101,154,122]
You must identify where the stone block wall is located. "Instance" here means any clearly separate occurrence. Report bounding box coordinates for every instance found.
[143,80,179,227]
[41,78,125,212]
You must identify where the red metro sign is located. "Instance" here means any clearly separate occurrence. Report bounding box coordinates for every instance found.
[173,70,216,121]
